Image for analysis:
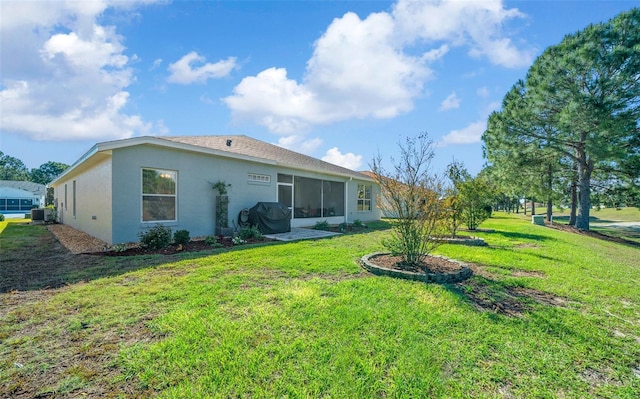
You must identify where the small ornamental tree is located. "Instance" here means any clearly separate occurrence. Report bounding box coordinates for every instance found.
[447,162,493,231]
[459,176,492,230]
[371,134,447,267]
[444,160,469,237]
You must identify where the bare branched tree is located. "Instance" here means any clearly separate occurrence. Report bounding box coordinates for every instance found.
[370,133,447,266]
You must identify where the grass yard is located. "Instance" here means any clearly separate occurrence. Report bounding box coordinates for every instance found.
[1,214,639,398]
[550,206,640,245]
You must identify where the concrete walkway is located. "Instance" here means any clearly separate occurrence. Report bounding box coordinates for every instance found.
[264,227,341,242]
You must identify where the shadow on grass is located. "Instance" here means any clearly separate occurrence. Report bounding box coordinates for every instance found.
[552,215,621,224]
[0,220,390,293]
[0,223,275,293]
[482,230,553,243]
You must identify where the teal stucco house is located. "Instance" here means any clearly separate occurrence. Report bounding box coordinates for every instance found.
[49,135,381,245]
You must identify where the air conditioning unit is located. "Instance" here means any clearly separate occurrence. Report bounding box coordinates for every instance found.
[31,208,44,221]
[30,208,53,222]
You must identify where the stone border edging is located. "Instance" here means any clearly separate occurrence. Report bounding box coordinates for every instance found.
[434,236,487,246]
[360,252,472,284]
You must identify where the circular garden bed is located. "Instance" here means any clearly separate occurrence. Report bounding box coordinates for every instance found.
[361,252,472,283]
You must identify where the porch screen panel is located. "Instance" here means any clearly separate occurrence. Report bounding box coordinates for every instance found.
[322,180,344,216]
[294,177,322,218]
[142,168,177,222]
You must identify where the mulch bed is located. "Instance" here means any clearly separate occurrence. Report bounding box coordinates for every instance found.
[368,254,464,274]
[91,237,274,256]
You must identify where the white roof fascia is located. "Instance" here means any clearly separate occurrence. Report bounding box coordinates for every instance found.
[49,144,99,186]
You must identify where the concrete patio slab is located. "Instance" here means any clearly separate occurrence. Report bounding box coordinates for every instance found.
[264,227,341,242]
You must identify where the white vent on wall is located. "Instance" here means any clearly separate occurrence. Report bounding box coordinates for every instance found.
[247,173,271,184]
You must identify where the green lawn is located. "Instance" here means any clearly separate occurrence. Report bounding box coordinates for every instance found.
[549,206,640,244]
[551,206,640,223]
[1,214,639,397]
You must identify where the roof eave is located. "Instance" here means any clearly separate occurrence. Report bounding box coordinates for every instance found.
[49,135,375,186]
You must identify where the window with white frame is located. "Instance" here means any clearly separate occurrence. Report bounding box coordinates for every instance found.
[357,184,371,211]
[142,168,177,222]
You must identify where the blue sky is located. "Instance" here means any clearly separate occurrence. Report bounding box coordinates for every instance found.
[1,0,637,176]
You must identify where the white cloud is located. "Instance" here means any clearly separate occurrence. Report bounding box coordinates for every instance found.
[151,58,163,70]
[199,94,215,105]
[224,0,533,135]
[438,100,501,147]
[0,1,161,141]
[322,147,363,170]
[167,52,237,84]
[0,81,150,141]
[439,92,461,111]
[438,120,486,146]
[392,0,535,68]
[225,68,320,134]
[224,11,431,134]
[276,135,323,155]
[476,86,490,98]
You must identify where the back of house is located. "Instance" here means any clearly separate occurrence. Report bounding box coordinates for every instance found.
[49,135,381,245]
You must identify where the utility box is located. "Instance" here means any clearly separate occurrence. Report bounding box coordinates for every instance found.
[532,215,545,226]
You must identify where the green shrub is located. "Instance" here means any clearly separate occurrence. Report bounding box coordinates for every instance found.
[205,235,223,248]
[139,225,172,250]
[352,219,365,228]
[0,214,5,222]
[313,220,331,230]
[173,229,191,246]
[237,225,264,241]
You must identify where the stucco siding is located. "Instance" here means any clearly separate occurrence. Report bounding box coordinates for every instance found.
[111,144,282,243]
[109,144,381,242]
[53,157,113,244]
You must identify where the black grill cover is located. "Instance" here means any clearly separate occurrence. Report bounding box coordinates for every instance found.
[248,202,291,234]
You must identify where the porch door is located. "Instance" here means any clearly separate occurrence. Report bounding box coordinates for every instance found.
[277,184,293,218]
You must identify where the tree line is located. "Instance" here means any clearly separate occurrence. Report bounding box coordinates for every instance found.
[482,8,639,231]
[0,151,69,185]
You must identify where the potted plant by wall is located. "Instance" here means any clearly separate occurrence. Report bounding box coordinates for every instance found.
[211,180,234,237]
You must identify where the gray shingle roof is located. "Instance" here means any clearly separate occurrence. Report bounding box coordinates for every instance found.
[161,135,370,180]
[0,180,46,195]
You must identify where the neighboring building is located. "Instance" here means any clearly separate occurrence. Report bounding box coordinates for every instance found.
[49,135,381,244]
[0,180,46,214]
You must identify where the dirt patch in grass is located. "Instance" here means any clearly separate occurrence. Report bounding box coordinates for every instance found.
[2,294,158,398]
[0,227,106,293]
[454,276,570,317]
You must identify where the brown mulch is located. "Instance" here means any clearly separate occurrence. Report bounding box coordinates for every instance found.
[46,223,273,256]
[47,223,109,254]
[91,236,275,256]
[369,254,464,274]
